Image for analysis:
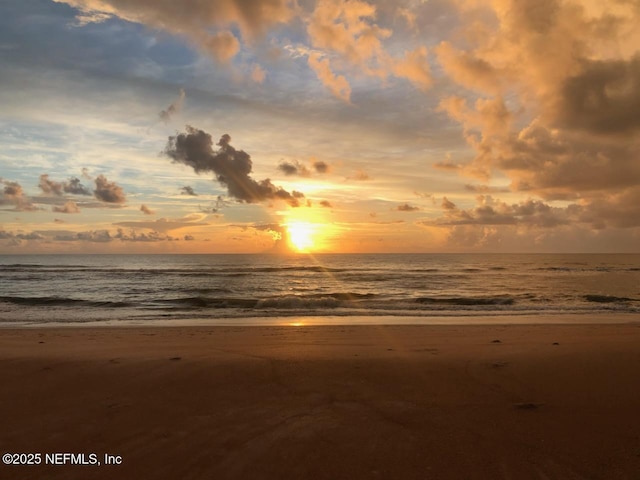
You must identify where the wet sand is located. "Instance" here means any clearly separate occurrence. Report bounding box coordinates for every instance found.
[1,323,639,479]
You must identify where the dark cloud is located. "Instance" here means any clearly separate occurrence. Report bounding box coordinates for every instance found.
[164,126,304,207]
[396,203,420,212]
[558,55,640,134]
[429,196,569,228]
[441,197,456,210]
[65,177,92,195]
[94,174,126,204]
[277,160,310,177]
[159,88,185,123]
[278,160,330,177]
[571,187,640,229]
[498,123,640,199]
[140,204,155,215]
[199,195,228,214]
[180,186,198,196]
[39,174,92,196]
[313,161,330,174]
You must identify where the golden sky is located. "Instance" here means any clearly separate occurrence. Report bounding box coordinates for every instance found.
[1,0,639,253]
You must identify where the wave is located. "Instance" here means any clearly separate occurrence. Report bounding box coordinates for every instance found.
[154,297,259,309]
[583,295,637,303]
[0,296,133,308]
[154,292,379,310]
[257,296,342,309]
[0,265,351,276]
[415,296,516,306]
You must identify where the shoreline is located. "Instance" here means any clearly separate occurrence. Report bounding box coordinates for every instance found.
[1,323,640,479]
[2,312,639,329]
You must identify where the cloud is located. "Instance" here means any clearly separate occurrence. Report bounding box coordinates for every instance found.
[201,31,240,62]
[66,177,93,195]
[69,230,113,243]
[277,160,310,177]
[114,229,176,242]
[278,159,331,176]
[556,55,640,135]
[251,64,266,83]
[114,214,208,233]
[0,230,45,246]
[391,46,433,91]
[313,160,330,174]
[53,201,81,214]
[396,203,419,212]
[0,224,226,247]
[308,53,352,102]
[38,174,92,196]
[428,195,570,228]
[140,204,155,215]
[52,229,177,243]
[397,6,416,30]
[0,180,38,211]
[464,184,510,194]
[180,186,198,196]
[348,170,370,181]
[164,126,305,207]
[250,223,290,252]
[435,0,640,232]
[57,0,438,102]
[441,197,456,210]
[302,0,435,98]
[54,0,294,63]
[159,88,185,123]
[38,174,64,196]
[307,0,390,72]
[94,174,126,204]
[435,41,501,95]
[199,195,228,214]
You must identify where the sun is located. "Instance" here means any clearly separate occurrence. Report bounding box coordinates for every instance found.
[286,222,315,252]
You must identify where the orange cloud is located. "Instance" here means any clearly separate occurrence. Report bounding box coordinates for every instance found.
[308,53,352,102]
[54,0,294,62]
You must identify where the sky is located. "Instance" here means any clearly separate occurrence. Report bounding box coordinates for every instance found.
[1,0,639,254]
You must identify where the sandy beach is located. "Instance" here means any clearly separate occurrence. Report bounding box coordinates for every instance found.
[1,323,639,479]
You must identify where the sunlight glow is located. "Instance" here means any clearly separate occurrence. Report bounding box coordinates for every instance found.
[286,222,316,252]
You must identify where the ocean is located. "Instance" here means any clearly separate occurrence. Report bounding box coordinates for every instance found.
[1,253,639,326]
